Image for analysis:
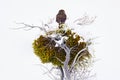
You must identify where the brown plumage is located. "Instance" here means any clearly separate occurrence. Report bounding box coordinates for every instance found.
[56,9,67,25]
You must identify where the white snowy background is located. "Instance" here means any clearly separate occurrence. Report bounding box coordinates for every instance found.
[0,0,120,80]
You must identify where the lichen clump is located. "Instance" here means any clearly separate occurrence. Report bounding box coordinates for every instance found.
[33,29,91,66]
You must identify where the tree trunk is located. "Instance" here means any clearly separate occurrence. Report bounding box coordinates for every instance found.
[59,66,64,80]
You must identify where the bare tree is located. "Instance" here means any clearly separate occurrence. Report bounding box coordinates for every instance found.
[14,13,96,80]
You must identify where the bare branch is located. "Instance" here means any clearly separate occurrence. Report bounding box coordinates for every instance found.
[54,56,64,64]
[11,22,48,33]
[49,33,95,80]
[74,13,96,25]
[49,34,72,80]
[70,45,78,51]
[35,64,57,80]
[47,18,54,24]
[69,47,88,72]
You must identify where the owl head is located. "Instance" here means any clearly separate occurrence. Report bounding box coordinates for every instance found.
[58,9,65,14]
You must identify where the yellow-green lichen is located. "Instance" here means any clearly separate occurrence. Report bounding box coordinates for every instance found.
[33,29,92,66]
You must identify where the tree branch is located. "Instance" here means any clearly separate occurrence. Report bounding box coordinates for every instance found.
[69,47,88,72]
[12,22,48,33]
[54,57,64,64]
[74,13,96,25]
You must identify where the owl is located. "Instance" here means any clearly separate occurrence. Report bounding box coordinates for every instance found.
[56,9,67,25]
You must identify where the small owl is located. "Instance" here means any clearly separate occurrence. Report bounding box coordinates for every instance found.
[56,9,67,25]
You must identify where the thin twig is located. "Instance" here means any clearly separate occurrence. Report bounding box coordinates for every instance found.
[54,57,64,64]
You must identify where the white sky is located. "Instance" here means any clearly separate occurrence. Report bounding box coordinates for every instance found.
[0,0,120,80]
